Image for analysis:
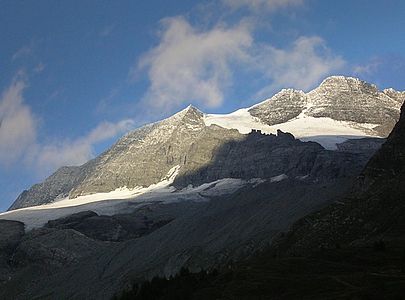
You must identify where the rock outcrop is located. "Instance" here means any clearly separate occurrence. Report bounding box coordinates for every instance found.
[45,210,173,242]
[248,89,307,125]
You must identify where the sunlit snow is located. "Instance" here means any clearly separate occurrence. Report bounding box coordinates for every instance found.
[204,108,381,150]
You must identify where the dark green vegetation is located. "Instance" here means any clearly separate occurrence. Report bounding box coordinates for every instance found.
[115,104,405,299]
[116,245,405,300]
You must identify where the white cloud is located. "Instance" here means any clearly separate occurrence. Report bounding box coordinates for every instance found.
[136,14,345,113]
[34,62,45,73]
[222,0,303,11]
[0,73,134,175]
[353,58,381,76]
[12,44,34,61]
[136,17,253,113]
[254,36,345,96]
[0,73,37,165]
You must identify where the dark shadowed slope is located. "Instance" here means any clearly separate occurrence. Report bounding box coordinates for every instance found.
[276,101,405,255]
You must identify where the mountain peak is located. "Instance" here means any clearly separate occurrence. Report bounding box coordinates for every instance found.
[322,75,360,82]
[319,75,375,88]
[323,75,359,81]
[174,104,203,118]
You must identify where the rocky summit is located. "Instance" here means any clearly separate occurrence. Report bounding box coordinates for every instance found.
[249,76,405,136]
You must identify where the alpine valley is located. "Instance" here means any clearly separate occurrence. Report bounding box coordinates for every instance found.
[1,76,405,299]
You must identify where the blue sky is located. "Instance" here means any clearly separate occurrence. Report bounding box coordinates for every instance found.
[1,0,405,211]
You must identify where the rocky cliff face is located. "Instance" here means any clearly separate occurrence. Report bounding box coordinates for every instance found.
[248,89,307,125]
[9,166,92,210]
[307,76,404,136]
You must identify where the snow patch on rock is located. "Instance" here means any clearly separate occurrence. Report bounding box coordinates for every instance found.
[204,109,380,150]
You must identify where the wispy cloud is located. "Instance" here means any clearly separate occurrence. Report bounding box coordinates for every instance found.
[0,72,37,165]
[99,24,115,37]
[254,36,345,96]
[353,58,382,76]
[34,62,45,73]
[12,43,34,61]
[135,17,253,113]
[0,73,134,176]
[136,14,344,113]
[222,0,304,12]
[32,119,134,175]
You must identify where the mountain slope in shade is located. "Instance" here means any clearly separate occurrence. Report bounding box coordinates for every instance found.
[275,100,405,255]
[8,76,405,211]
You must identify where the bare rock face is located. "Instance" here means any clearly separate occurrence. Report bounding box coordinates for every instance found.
[336,137,385,154]
[173,129,372,188]
[8,166,91,210]
[307,76,402,136]
[248,89,307,125]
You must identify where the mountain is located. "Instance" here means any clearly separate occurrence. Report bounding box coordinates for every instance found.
[7,76,404,212]
[0,76,404,299]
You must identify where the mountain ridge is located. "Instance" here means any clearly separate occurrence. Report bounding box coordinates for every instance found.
[7,75,405,211]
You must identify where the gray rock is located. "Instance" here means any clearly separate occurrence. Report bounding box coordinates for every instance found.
[45,210,98,229]
[12,227,108,268]
[45,210,173,242]
[8,165,93,210]
[248,89,306,125]
[336,137,385,154]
